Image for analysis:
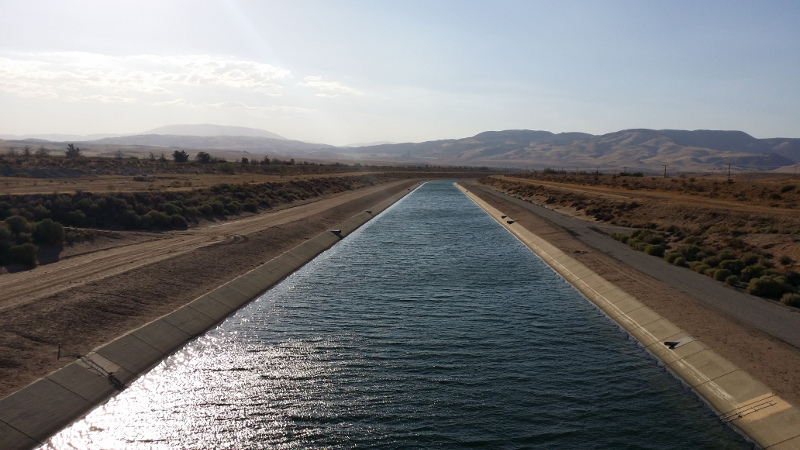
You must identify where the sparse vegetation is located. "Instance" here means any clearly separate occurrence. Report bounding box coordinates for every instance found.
[65,143,81,158]
[172,150,189,162]
[481,172,800,304]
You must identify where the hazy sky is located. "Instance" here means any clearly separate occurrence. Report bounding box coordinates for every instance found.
[1,0,798,145]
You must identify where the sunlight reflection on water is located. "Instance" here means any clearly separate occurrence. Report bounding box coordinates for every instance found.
[44,181,748,449]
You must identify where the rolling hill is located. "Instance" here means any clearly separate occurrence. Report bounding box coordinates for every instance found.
[2,125,797,172]
[347,129,799,172]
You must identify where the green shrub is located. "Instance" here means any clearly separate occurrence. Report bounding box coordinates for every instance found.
[216,162,236,174]
[67,210,87,227]
[9,243,39,266]
[747,276,789,298]
[144,210,171,228]
[33,218,65,245]
[16,232,33,244]
[701,256,721,267]
[162,203,182,216]
[618,235,629,244]
[779,256,794,266]
[198,204,213,215]
[740,265,765,282]
[678,244,702,260]
[714,269,732,281]
[692,263,710,274]
[781,293,800,307]
[224,201,241,214]
[0,225,11,242]
[741,253,760,265]
[168,214,186,227]
[645,244,665,257]
[704,268,717,277]
[243,201,258,212]
[716,250,736,261]
[673,256,685,266]
[664,252,681,264]
[725,275,740,286]
[4,215,30,234]
[210,201,225,215]
[719,259,746,274]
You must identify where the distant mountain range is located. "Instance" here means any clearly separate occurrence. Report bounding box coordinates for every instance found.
[141,124,286,139]
[349,129,799,171]
[1,125,798,171]
[0,124,285,143]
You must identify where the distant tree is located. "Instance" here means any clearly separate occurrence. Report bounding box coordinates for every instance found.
[7,146,17,156]
[148,152,156,161]
[172,150,189,162]
[35,146,49,157]
[34,219,65,245]
[195,151,212,163]
[114,149,124,159]
[22,145,31,157]
[65,143,81,158]
[261,156,270,165]
[159,152,167,162]
[241,157,249,165]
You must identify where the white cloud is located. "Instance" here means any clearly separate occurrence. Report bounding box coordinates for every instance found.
[69,94,137,103]
[206,100,310,114]
[153,99,187,106]
[300,75,364,97]
[0,52,291,100]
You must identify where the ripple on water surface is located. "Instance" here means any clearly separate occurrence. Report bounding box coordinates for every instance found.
[45,181,749,449]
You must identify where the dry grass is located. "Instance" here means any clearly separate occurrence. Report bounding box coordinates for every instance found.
[480,173,800,280]
[0,171,379,195]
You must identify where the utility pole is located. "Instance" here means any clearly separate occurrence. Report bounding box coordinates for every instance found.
[662,164,668,178]
[726,163,732,181]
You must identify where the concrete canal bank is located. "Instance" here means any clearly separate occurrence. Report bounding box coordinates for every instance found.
[457,183,800,450]
[0,183,421,450]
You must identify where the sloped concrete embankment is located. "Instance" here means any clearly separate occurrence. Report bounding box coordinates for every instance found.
[0,183,421,450]
[457,183,800,450]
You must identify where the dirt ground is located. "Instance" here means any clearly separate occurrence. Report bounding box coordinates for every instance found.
[485,175,800,273]
[464,181,800,407]
[0,171,379,196]
[0,179,421,398]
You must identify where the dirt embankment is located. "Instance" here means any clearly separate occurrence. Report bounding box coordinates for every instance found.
[0,179,421,398]
[465,181,800,407]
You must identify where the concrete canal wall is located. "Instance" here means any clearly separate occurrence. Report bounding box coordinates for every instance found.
[458,183,800,450]
[0,183,420,450]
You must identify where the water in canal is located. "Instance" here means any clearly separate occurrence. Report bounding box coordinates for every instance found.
[45,181,748,448]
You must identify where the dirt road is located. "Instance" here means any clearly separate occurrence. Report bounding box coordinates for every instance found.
[0,180,415,312]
